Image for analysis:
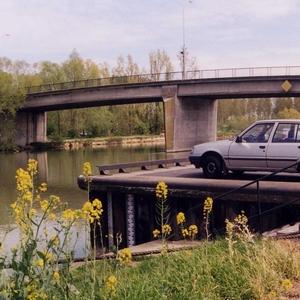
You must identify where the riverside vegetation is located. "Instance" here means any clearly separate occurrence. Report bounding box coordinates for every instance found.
[0,159,299,299]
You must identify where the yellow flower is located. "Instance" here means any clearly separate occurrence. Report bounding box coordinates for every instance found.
[282,279,292,291]
[39,182,47,192]
[53,271,60,281]
[62,209,75,222]
[162,224,172,236]
[203,197,213,219]
[156,182,168,199]
[82,199,103,223]
[27,159,38,175]
[268,291,276,299]
[48,213,57,221]
[40,200,49,212]
[105,275,117,296]
[176,212,185,225]
[188,225,198,239]
[153,229,160,238]
[34,259,44,267]
[181,228,189,237]
[51,235,59,246]
[83,162,92,177]
[119,248,132,264]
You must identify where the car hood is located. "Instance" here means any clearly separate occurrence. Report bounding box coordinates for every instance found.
[190,139,235,155]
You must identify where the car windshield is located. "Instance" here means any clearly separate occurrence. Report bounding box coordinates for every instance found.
[242,123,274,143]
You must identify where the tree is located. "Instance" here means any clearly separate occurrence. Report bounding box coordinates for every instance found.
[149,50,173,80]
[277,107,300,119]
[0,66,26,148]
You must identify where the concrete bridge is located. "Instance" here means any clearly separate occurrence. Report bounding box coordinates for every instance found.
[18,66,300,152]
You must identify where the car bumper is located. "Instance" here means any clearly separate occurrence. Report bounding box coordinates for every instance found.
[189,155,201,168]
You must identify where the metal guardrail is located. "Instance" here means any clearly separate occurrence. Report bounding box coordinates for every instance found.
[188,160,300,235]
[97,158,189,175]
[26,65,300,94]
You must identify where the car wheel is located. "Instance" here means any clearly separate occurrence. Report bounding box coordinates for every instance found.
[202,156,223,179]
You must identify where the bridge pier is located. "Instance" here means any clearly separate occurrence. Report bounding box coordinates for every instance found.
[162,85,218,152]
[15,111,47,146]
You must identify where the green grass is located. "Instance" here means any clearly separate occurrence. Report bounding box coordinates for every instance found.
[72,238,300,300]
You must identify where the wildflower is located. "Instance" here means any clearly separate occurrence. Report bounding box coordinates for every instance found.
[39,183,47,192]
[51,235,59,246]
[176,212,185,225]
[188,225,198,239]
[153,229,160,238]
[268,291,276,299]
[119,248,132,264]
[182,228,189,237]
[203,197,213,219]
[27,159,38,175]
[162,224,172,236]
[281,279,292,291]
[235,210,248,225]
[83,162,92,177]
[53,271,60,281]
[48,213,57,221]
[40,200,49,212]
[62,209,76,222]
[82,199,103,223]
[34,259,44,267]
[156,182,168,199]
[105,275,117,296]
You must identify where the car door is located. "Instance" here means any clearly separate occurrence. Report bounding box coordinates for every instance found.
[267,122,300,170]
[228,123,275,169]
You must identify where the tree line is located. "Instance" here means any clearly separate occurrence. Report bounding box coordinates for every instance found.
[0,48,299,149]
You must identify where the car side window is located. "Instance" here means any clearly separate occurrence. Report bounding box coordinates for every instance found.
[242,123,274,143]
[272,123,297,143]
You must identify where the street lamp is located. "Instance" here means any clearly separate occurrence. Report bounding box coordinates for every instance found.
[181,1,191,80]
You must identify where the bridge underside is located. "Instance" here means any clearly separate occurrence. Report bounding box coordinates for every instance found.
[15,87,218,151]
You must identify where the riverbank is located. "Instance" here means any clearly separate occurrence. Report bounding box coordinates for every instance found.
[63,135,165,150]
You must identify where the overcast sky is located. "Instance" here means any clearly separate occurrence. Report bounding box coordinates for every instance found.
[1,0,300,73]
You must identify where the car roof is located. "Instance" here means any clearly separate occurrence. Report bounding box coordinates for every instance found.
[255,119,300,123]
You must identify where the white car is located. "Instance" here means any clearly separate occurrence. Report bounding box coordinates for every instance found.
[189,119,300,179]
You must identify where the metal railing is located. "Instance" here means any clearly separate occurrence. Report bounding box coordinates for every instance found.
[26,65,300,94]
[188,160,300,235]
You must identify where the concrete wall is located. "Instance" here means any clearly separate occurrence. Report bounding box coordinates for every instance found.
[162,85,218,152]
[15,111,47,146]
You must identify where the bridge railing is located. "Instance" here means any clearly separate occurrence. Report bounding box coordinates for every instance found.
[26,66,300,94]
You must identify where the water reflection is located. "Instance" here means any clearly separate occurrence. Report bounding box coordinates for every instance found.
[0,144,175,257]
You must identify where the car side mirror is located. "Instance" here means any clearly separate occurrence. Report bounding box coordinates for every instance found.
[235,136,242,143]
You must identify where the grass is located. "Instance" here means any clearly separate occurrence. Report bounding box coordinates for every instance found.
[72,237,300,300]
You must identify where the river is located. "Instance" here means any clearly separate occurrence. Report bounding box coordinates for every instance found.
[0,143,185,257]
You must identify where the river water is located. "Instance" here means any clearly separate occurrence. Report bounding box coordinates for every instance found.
[0,143,184,257]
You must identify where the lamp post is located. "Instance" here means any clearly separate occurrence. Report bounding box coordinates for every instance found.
[181,2,186,79]
[181,1,191,80]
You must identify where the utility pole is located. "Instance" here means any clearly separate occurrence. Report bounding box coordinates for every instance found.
[181,1,192,80]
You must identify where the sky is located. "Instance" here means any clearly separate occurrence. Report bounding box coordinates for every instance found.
[1,0,300,73]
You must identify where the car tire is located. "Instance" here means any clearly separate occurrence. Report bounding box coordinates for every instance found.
[202,155,223,179]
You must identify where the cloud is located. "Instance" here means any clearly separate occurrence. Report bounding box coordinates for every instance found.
[1,0,300,72]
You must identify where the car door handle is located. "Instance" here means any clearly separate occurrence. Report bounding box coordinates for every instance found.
[259,146,265,149]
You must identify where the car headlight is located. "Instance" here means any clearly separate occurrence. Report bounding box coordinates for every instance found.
[190,147,194,154]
